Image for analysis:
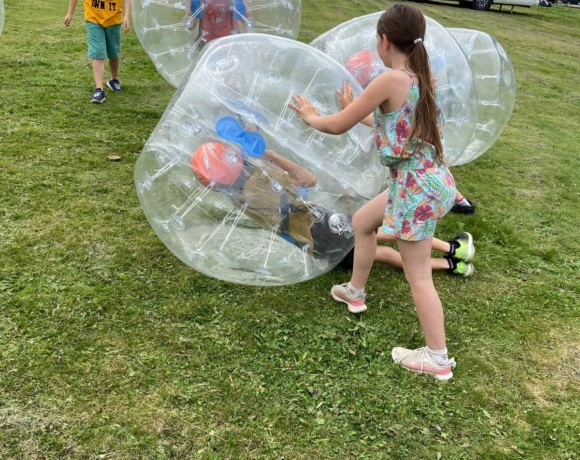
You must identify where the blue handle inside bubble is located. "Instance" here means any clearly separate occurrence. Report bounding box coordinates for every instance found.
[215,116,266,158]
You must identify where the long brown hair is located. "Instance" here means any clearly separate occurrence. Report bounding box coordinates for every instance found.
[377,4,444,164]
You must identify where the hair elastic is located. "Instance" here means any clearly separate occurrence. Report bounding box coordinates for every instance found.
[413,38,423,44]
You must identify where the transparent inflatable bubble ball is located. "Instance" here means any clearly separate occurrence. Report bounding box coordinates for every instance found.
[131,0,302,88]
[448,28,516,165]
[135,34,386,286]
[310,12,479,166]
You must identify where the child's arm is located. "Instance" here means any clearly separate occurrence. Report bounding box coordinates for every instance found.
[289,71,397,135]
[64,0,79,26]
[263,150,317,189]
[123,0,131,32]
[337,82,373,127]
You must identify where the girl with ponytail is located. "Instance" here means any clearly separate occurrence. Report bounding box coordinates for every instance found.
[289,4,458,380]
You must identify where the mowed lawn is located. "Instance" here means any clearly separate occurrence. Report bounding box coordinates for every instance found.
[1,0,579,458]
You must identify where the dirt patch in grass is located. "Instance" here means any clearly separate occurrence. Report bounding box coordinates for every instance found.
[513,188,543,198]
[527,329,580,405]
[0,403,78,457]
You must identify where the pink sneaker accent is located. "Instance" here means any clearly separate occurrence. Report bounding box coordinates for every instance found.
[330,283,367,313]
[391,346,456,381]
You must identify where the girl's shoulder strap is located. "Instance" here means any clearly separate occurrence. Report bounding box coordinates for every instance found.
[397,67,416,84]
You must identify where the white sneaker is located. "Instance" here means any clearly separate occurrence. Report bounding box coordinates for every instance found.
[330,283,367,314]
[391,346,456,381]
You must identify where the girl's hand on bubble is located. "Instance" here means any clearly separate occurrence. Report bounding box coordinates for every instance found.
[288,95,319,125]
[337,81,355,110]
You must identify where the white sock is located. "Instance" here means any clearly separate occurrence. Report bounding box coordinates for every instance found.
[347,282,364,297]
[456,197,470,206]
[427,347,449,366]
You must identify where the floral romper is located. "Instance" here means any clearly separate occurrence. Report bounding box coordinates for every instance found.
[374,69,456,241]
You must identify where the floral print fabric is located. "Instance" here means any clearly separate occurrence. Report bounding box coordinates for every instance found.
[374,75,456,241]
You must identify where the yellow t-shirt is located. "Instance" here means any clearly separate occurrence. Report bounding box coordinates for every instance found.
[84,0,123,28]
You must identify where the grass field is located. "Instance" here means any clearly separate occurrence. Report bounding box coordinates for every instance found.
[1,0,580,458]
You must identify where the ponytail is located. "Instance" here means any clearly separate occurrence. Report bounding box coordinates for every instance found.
[407,41,445,164]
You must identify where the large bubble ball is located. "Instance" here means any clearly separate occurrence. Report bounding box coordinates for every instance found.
[135,34,385,286]
[310,12,479,166]
[448,28,516,166]
[131,0,302,88]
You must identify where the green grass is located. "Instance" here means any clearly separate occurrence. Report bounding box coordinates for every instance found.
[1,0,580,458]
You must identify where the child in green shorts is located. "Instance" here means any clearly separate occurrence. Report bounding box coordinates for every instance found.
[64,0,130,103]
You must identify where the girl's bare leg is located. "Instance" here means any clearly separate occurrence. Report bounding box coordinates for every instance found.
[349,190,389,289]
[397,238,446,350]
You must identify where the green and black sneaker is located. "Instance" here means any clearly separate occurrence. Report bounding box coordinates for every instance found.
[445,256,475,277]
[447,232,475,262]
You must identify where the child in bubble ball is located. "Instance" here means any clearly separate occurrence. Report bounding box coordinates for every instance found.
[289,4,460,380]
[191,140,356,261]
[187,0,252,43]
